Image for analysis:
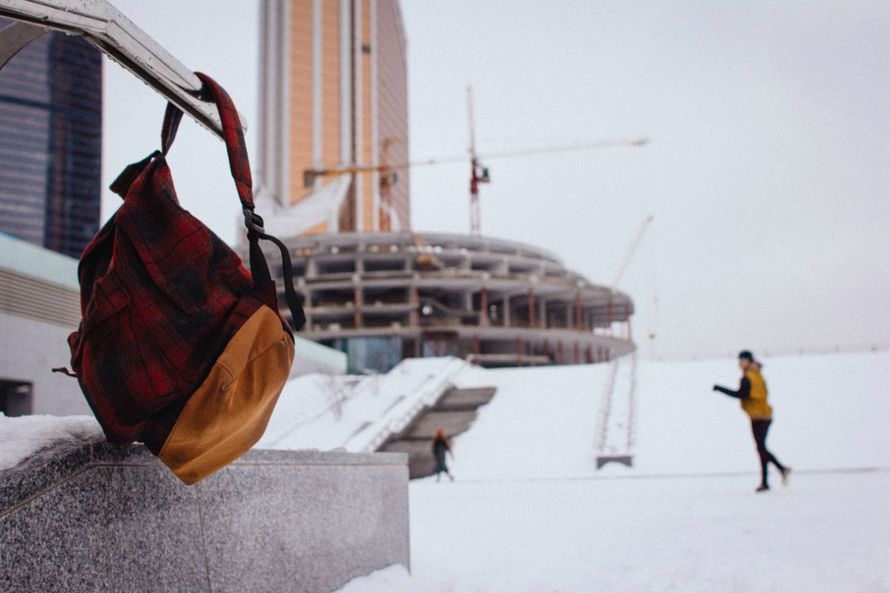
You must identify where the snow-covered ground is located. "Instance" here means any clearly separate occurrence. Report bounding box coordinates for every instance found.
[3,350,888,591]
[340,350,890,592]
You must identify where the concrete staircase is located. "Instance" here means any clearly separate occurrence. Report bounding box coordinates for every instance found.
[379,386,496,478]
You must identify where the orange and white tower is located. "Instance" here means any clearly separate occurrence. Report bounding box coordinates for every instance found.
[257,0,409,236]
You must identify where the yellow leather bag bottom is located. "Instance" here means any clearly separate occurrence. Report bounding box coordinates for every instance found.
[159,305,294,485]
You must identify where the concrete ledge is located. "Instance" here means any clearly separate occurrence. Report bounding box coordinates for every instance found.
[0,442,409,593]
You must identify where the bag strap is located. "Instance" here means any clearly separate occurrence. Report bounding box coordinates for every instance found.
[111,73,306,331]
[110,73,249,203]
[193,72,305,330]
[193,72,254,211]
[161,103,183,156]
[243,211,307,332]
[150,72,253,211]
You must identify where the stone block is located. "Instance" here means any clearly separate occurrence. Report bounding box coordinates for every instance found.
[102,465,208,593]
[0,470,108,593]
[0,442,409,593]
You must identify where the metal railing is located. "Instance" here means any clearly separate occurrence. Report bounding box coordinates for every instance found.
[0,0,245,137]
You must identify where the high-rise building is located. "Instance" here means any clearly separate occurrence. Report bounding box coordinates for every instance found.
[0,18,102,258]
[256,0,409,236]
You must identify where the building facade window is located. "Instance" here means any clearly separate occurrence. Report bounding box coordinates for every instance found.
[0,17,102,258]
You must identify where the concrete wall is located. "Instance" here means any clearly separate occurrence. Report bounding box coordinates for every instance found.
[0,441,409,593]
[292,334,349,376]
[0,234,87,416]
[0,310,89,416]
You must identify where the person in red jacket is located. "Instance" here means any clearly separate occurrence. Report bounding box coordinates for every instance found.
[432,427,454,482]
[713,350,790,492]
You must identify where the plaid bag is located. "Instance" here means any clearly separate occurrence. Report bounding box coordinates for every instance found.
[64,72,305,484]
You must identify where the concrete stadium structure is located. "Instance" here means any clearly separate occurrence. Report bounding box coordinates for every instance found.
[266,232,635,373]
[250,1,637,373]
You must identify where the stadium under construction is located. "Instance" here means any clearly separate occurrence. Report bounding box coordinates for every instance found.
[265,231,635,373]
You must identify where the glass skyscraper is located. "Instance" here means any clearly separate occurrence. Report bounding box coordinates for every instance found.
[0,17,102,258]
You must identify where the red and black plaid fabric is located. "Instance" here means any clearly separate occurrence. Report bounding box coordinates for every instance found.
[68,73,291,454]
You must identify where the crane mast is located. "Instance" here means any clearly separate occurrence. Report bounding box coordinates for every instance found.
[467,86,489,236]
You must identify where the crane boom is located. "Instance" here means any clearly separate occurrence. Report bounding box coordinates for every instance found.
[613,215,654,288]
[481,137,648,161]
[302,85,649,237]
[303,138,649,184]
[303,137,650,183]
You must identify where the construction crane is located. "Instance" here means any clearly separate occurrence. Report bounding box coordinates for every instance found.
[466,86,489,236]
[464,86,648,235]
[303,88,649,236]
[613,215,654,288]
[607,215,654,340]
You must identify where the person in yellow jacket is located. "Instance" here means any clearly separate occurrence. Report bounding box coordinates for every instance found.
[713,350,790,492]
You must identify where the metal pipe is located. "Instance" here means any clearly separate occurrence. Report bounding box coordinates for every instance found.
[0,0,245,138]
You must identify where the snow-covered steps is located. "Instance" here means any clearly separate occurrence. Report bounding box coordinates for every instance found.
[258,357,472,453]
[380,386,497,478]
[436,387,500,410]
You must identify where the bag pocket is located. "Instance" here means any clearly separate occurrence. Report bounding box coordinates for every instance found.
[72,274,180,437]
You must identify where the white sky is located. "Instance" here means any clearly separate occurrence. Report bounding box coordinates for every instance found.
[101,1,889,359]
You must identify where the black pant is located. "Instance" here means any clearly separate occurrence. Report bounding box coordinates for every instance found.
[751,419,785,486]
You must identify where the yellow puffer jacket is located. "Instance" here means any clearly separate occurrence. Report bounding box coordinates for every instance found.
[742,366,772,419]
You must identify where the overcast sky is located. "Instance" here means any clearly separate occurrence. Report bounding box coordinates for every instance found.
[103,1,889,359]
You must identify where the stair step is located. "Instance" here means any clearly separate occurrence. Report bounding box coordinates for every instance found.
[377,384,497,479]
[439,387,497,408]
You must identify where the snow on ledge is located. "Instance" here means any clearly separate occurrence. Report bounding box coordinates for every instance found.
[332,565,413,593]
[0,415,103,471]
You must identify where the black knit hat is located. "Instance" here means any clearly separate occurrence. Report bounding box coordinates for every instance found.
[738,350,755,361]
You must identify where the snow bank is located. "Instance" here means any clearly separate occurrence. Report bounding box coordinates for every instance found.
[445,363,612,479]
[0,415,102,470]
[334,350,890,593]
